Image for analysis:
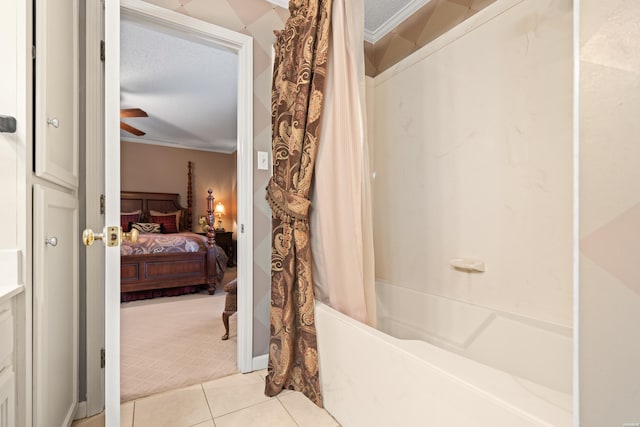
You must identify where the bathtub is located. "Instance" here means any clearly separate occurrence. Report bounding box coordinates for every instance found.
[375,280,573,397]
[315,300,572,427]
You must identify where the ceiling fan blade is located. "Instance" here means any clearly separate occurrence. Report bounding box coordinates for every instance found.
[120,121,146,136]
[120,108,148,118]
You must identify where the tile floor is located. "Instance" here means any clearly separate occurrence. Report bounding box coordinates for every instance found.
[75,369,340,427]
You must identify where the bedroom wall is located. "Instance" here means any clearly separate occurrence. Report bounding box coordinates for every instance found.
[371,0,573,327]
[121,141,237,233]
[579,0,640,424]
[138,0,287,358]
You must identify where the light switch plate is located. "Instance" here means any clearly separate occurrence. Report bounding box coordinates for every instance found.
[257,151,269,170]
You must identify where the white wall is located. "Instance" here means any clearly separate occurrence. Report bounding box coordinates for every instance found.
[580,0,640,424]
[0,0,21,253]
[371,0,573,329]
[1,1,29,425]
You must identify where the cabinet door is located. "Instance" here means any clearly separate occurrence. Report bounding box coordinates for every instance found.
[0,300,15,427]
[34,0,79,189]
[33,185,78,426]
[0,370,16,427]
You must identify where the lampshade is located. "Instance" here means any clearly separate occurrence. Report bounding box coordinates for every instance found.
[215,202,225,216]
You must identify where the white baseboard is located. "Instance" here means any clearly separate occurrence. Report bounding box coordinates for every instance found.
[252,354,268,371]
[74,401,87,420]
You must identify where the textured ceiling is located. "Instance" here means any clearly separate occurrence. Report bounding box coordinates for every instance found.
[120,17,238,153]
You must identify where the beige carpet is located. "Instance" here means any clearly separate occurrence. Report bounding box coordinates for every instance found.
[120,274,238,402]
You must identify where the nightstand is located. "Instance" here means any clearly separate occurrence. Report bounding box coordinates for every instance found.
[213,231,234,267]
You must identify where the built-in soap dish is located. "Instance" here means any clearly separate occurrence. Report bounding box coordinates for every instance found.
[449,258,485,273]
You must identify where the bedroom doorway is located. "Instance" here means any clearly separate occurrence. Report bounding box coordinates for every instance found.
[94,0,254,421]
[118,4,250,403]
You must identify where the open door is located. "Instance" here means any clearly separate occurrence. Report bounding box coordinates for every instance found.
[83,0,122,425]
[104,1,122,425]
[98,2,254,425]
[81,0,121,422]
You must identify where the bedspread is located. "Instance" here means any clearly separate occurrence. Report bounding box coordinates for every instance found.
[120,232,207,255]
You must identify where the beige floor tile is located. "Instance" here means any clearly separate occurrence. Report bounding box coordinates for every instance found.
[255,368,268,379]
[278,391,340,427]
[202,372,273,417]
[121,401,134,427]
[214,400,297,427]
[133,384,212,427]
[191,421,215,427]
[71,412,104,427]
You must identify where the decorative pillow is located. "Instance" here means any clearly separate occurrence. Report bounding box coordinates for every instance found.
[149,210,182,231]
[129,222,163,234]
[150,214,178,233]
[121,210,141,232]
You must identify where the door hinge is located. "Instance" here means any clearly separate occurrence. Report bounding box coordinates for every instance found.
[100,348,105,369]
[241,224,245,233]
[32,45,36,60]
[100,40,105,62]
[100,194,105,214]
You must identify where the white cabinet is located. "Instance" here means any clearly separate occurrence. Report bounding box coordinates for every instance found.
[0,299,15,427]
[33,185,78,426]
[34,0,79,190]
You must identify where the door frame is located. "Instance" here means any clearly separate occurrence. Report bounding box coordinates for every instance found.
[97,0,254,423]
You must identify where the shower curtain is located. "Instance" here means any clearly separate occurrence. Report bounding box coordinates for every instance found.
[264,0,332,407]
[311,0,376,326]
[265,0,375,407]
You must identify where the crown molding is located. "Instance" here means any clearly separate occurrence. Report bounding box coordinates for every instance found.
[265,0,432,45]
[264,0,288,9]
[365,0,432,44]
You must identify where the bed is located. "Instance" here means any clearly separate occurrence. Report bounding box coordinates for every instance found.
[119,165,227,302]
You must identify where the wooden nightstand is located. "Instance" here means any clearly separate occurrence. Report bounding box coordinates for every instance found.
[213,231,234,267]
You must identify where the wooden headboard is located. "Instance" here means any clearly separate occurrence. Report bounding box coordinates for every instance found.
[121,161,194,231]
[121,191,191,231]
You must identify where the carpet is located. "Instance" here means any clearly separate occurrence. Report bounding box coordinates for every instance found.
[120,281,238,403]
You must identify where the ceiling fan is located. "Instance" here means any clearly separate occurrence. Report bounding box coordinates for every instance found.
[120,108,148,136]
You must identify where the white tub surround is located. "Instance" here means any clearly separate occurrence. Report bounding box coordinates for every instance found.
[371,0,573,328]
[316,302,571,427]
[368,0,573,419]
[376,280,572,397]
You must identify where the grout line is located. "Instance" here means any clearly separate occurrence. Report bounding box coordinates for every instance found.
[214,398,277,420]
[276,395,301,427]
[201,383,215,422]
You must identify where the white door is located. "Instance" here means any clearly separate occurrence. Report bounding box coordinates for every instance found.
[33,185,79,426]
[83,0,107,418]
[100,3,254,425]
[103,2,122,425]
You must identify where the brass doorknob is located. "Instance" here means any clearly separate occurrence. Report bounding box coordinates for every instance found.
[82,228,104,246]
[83,226,122,247]
[121,228,139,243]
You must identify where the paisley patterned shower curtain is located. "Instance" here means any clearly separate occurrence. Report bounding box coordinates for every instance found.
[264,0,332,407]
